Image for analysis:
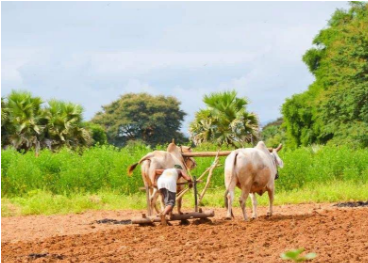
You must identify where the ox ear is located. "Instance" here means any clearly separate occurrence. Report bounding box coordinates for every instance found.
[268,148,273,153]
[276,144,283,152]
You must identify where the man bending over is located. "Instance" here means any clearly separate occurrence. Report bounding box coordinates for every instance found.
[155,165,193,225]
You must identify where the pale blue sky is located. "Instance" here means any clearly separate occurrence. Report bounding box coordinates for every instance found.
[2,1,349,132]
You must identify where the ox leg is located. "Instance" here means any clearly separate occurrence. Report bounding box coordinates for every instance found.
[177,197,183,214]
[239,187,250,221]
[153,191,161,214]
[159,192,165,213]
[226,190,235,219]
[149,188,160,214]
[250,193,258,219]
[267,189,274,217]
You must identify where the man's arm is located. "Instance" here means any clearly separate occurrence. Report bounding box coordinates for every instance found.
[154,169,165,179]
[155,169,165,175]
[152,169,165,188]
[178,170,192,182]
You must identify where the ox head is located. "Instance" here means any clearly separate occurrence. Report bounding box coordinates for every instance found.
[167,140,197,171]
[269,144,284,168]
[180,145,197,170]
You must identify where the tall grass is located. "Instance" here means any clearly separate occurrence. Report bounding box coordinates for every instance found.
[2,144,368,198]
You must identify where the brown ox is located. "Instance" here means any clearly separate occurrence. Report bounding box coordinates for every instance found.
[128,142,197,214]
[224,141,283,220]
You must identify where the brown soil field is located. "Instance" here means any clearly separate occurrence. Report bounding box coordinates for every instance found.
[2,203,368,263]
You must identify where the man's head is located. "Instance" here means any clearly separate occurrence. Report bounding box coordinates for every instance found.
[174,164,183,170]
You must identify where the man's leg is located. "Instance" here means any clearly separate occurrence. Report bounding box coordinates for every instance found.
[161,204,173,225]
[160,190,176,226]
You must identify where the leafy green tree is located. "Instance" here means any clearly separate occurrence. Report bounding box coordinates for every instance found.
[91,93,187,147]
[190,90,259,147]
[1,90,90,152]
[261,117,286,148]
[282,2,368,147]
[84,122,108,146]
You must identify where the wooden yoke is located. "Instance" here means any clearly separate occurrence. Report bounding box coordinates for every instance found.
[182,151,231,157]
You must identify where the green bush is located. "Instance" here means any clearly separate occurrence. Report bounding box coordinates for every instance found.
[1,144,368,197]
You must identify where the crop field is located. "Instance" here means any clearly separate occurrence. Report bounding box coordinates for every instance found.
[2,144,368,217]
[2,144,368,195]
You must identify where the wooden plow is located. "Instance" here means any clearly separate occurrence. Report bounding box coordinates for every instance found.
[132,150,230,225]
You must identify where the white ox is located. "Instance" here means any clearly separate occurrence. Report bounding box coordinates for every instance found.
[128,142,196,214]
[224,141,283,220]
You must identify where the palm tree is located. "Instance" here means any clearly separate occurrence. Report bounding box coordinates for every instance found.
[43,100,91,149]
[190,90,259,147]
[2,91,91,152]
[3,91,45,152]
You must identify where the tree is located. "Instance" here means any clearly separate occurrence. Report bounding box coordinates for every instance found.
[282,2,368,147]
[84,122,108,146]
[91,93,187,147]
[261,117,286,148]
[42,100,91,150]
[1,90,90,152]
[1,91,45,151]
[189,90,259,147]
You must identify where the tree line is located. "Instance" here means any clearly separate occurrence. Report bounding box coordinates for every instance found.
[1,91,107,153]
[1,89,258,152]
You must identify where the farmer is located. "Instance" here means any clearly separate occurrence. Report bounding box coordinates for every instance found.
[154,164,193,225]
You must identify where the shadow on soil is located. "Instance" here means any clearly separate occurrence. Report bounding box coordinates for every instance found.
[334,201,368,208]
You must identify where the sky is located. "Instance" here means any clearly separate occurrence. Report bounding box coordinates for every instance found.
[1,1,349,133]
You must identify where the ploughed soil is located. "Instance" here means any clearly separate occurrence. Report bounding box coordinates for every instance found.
[2,203,368,263]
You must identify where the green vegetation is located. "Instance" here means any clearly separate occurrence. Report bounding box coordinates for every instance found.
[2,181,368,217]
[282,2,368,148]
[1,91,91,153]
[3,144,367,196]
[190,90,258,147]
[2,143,368,216]
[281,248,317,262]
[91,93,188,147]
[261,117,286,148]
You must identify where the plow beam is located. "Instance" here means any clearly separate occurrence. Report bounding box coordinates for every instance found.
[131,210,215,224]
[182,151,231,157]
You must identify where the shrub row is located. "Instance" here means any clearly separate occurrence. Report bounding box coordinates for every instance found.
[2,144,367,197]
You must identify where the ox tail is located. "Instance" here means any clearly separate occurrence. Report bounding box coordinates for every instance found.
[127,153,155,176]
[224,151,238,218]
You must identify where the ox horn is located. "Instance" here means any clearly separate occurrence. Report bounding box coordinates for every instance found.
[172,138,175,144]
[276,144,283,152]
